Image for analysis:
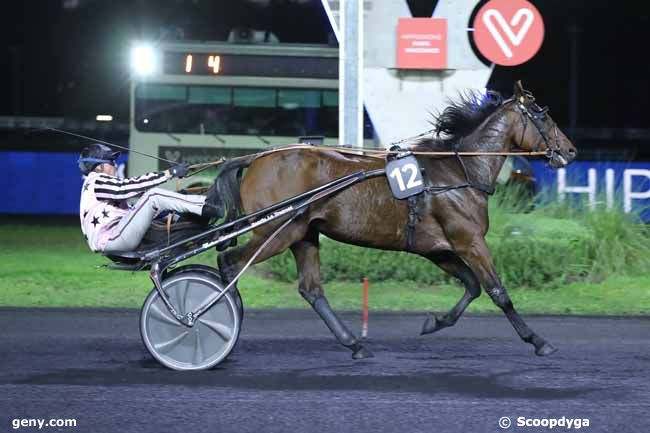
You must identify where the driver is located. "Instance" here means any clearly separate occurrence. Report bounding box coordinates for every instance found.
[78,143,221,253]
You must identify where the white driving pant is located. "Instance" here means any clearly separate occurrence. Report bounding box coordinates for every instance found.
[103,188,205,253]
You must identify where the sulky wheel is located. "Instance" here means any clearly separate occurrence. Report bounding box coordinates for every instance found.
[140,270,241,370]
[165,264,244,322]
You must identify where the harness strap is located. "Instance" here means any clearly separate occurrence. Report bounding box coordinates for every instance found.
[438,137,495,196]
[425,182,495,196]
[166,214,173,246]
[471,183,496,195]
[405,194,421,252]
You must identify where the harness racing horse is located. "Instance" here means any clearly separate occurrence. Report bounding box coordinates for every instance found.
[209,82,578,359]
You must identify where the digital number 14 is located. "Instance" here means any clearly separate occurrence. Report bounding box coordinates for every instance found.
[184,55,221,74]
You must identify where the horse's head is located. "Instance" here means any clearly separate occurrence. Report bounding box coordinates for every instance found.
[507,81,577,168]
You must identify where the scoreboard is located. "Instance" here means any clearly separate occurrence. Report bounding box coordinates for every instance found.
[162,52,337,79]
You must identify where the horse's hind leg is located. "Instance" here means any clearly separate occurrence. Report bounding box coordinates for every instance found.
[421,251,481,335]
[290,229,373,360]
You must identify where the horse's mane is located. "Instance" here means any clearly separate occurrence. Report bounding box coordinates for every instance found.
[414,90,504,151]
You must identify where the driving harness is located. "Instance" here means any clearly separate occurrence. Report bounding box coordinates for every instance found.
[391,139,497,252]
[398,94,562,252]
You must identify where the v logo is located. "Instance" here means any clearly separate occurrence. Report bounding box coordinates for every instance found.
[164,150,182,162]
[482,8,535,59]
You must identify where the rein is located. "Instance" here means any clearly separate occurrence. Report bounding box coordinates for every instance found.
[189,143,547,171]
[257,143,548,158]
[183,125,547,189]
[182,143,546,186]
[185,119,548,175]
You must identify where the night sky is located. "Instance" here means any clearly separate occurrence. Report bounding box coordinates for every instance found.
[1,0,649,132]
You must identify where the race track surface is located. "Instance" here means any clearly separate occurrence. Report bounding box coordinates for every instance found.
[1,308,648,433]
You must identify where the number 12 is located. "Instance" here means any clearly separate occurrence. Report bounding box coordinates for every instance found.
[389,163,423,191]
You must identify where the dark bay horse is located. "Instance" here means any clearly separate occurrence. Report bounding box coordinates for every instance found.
[209,82,577,359]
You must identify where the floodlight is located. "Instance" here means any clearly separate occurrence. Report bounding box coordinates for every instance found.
[131,44,156,76]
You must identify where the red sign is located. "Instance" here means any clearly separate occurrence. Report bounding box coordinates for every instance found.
[473,0,544,66]
[397,18,447,69]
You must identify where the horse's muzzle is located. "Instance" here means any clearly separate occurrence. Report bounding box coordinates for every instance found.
[548,153,569,168]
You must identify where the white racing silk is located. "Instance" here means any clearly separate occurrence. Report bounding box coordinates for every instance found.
[79,171,171,251]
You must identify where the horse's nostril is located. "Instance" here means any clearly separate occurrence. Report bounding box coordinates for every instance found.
[568,148,576,156]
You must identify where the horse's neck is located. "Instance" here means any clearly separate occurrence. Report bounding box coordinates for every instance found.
[462,110,512,188]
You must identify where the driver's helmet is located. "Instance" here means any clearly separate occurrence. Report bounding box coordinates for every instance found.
[78,143,120,175]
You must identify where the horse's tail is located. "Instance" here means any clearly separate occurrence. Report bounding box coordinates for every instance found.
[207,153,258,223]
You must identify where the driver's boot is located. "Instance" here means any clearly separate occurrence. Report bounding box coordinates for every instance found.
[201,203,234,250]
[201,203,223,220]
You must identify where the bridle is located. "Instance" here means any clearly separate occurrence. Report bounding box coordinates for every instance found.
[510,93,563,162]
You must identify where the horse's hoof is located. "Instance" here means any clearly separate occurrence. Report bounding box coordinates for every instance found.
[535,342,558,357]
[352,346,374,360]
[420,314,446,335]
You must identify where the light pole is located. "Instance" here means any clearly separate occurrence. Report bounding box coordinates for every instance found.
[338,0,364,147]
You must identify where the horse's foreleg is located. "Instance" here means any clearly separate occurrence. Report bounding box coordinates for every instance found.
[290,232,373,360]
[455,236,557,356]
[421,252,481,335]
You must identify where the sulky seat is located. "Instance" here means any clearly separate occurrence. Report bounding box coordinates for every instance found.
[104,214,209,269]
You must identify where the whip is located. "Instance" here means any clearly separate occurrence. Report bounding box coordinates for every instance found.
[42,127,224,173]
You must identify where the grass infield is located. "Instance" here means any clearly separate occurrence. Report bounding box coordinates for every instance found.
[1,225,649,314]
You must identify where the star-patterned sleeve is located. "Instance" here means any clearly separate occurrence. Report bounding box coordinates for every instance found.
[94,171,171,200]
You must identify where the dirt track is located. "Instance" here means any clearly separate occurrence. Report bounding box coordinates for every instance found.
[1,308,648,432]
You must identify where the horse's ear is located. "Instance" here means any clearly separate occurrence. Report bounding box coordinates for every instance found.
[513,81,526,102]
